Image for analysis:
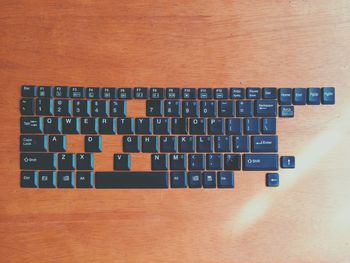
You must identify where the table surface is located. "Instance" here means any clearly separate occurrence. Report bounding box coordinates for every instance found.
[1,1,350,262]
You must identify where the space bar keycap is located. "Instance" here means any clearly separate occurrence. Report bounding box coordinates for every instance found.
[95,172,169,188]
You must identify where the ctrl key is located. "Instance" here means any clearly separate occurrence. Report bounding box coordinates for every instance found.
[20,171,38,188]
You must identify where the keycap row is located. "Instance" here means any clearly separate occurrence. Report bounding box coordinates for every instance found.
[22,86,335,104]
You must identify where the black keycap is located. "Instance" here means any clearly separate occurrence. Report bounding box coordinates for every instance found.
[150,88,164,99]
[85,136,102,152]
[237,100,253,117]
[20,99,34,115]
[49,135,66,152]
[243,154,279,171]
[218,172,234,188]
[54,99,72,116]
[151,154,168,170]
[20,135,47,152]
[200,101,216,117]
[123,136,140,152]
[214,136,231,152]
[76,153,94,170]
[196,136,213,152]
[57,171,75,188]
[224,154,241,170]
[22,85,36,97]
[70,87,85,98]
[86,87,100,99]
[76,172,94,188]
[164,100,181,117]
[36,98,53,115]
[279,88,292,105]
[113,154,131,170]
[252,136,278,152]
[118,88,133,99]
[246,87,261,99]
[146,100,163,116]
[39,171,56,188]
[117,118,134,134]
[188,172,202,188]
[214,88,228,99]
[230,88,244,99]
[261,118,276,134]
[255,100,277,117]
[171,172,188,188]
[203,172,216,188]
[134,87,148,99]
[208,118,224,135]
[20,153,56,170]
[171,118,188,134]
[62,118,80,134]
[160,136,177,152]
[206,154,223,170]
[58,153,76,170]
[153,118,170,134]
[81,118,98,134]
[178,136,195,152]
[53,86,69,98]
[182,101,198,117]
[20,171,38,188]
[95,172,168,188]
[189,118,206,134]
[73,100,90,117]
[226,118,243,135]
[233,136,250,152]
[262,88,277,99]
[135,118,152,134]
[198,88,212,99]
[218,101,235,117]
[91,100,108,117]
[188,154,205,170]
[44,117,61,134]
[166,88,180,99]
[21,117,43,134]
[101,88,117,99]
[182,88,196,99]
[244,118,261,135]
[37,86,52,98]
[170,154,186,170]
[99,118,116,134]
[142,136,158,152]
[109,100,127,117]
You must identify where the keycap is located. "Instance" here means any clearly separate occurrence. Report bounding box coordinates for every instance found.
[214,88,228,99]
[95,172,168,188]
[171,172,188,188]
[86,87,100,99]
[76,153,94,170]
[189,118,206,134]
[226,118,243,135]
[99,118,116,134]
[246,88,261,99]
[321,87,335,104]
[142,136,159,152]
[22,85,36,97]
[36,98,53,115]
[39,171,56,188]
[208,118,224,135]
[134,87,148,99]
[293,88,306,105]
[20,135,48,152]
[20,171,38,188]
[160,136,177,152]
[198,88,212,99]
[188,172,202,188]
[151,154,168,170]
[84,136,102,152]
[44,117,61,134]
[237,100,253,117]
[279,106,294,117]
[243,154,278,171]
[70,87,85,98]
[280,156,295,168]
[200,101,216,117]
[170,154,186,170]
[49,135,66,152]
[146,100,163,116]
[182,88,196,99]
[20,153,57,170]
[164,100,181,117]
[244,118,260,135]
[62,117,80,134]
[58,153,76,170]
[73,100,90,117]
[196,136,213,152]
[224,154,241,170]
[262,88,277,99]
[230,88,244,99]
[117,118,134,134]
[20,99,34,115]
[153,118,170,134]
[218,172,234,188]
[251,136,278,152]
[255,100,277,117]
[278,88,292,105]
[203,172,216,188]
[178,136,195,152]
[206,154,223,170]
[91,100,108,117]
[266,173,279,187]
[118,88,133,99]
[101,88,117,99]
[188,154,205,170]
[307,88,321,105]
[166,88,180,99]
[261,118,276,134]
[135,118,152,134]
[150,88,164,99]
[214,136,231,152]
[233,136,250,152]
[58,171,75,188]
[76,172,94,188]
[171,118,188,134]
[123,136,140,152]
[114,154,131,170]
[182,101,198,117]
[37,86,52,98]
[81,118,98,134]
[109,100,126,117]
[218,101,235,117]
[54,99,72,116]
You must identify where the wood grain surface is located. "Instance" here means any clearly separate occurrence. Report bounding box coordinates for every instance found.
[1,1,350,262]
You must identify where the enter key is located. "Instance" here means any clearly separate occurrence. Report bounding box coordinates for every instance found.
[251,136,278,152]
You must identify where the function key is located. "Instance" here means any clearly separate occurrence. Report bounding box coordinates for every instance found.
[262,87,277,99]
[21,85,36,97]
[166,88,180,99]
[246,87,261,99]
[86,87,100,99]
[37,86,52,98]
[101,88,117,99]
[278,88,292,105]
[307,88,321,105]
[70,87,85,98]
[198,88,212,99]
[118,88,133,99]
[214,88,228,99]
[293,88,306,105]
[150,88,164,99]
[230,88,244,99]
[134,87,149,99]
[53,86,69,98]
[321,87,335,105]
[182,88,196,99]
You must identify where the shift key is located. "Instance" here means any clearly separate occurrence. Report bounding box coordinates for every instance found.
[20,153,57,170]
[243,154,278,171]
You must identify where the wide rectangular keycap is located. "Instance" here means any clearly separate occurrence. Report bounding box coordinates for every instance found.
[20,153,57,170]
[95,172,168,188]
[243,154,278,171]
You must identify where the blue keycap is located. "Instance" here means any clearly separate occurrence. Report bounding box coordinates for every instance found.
[188,154,205,170]
[208,118,224,135]
[246,88,261,99]
[233,136,249,152]
[188,172,202,188]
[203,172,216,188]
[279,106,294,117]
[251,136,278,152]
[226,118,243,135]
[266,173,279,187]
[171,172,188,188]
[278,88,292,105]
[307,88,321,105]
[244,118,260,135]
[262,88,277,99]
[293,88,306,105]
[321,87,335,104]
[218,101,235,117]
[243,154,278,171]
[255,100,277,117]
[218,172,234,188]
[178,136,195,152]
[281,156,295,168]
[196,136,213,152]
[206,154,223,170]
[160,136,177,152]
[230,88,245,99]
[237,100,253,117]
[261,118,276,134]
[215,136,231,152]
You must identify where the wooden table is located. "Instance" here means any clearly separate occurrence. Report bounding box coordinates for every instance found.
[1,1,350,262]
